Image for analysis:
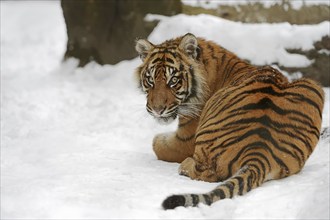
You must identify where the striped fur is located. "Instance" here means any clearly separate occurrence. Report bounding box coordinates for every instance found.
[134,33,324,209]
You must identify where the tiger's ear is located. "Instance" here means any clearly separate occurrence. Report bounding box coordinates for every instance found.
[135,39,154,61]
[179,33,198,59]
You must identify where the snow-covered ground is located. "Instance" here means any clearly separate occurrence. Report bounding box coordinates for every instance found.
[1,1,329,219]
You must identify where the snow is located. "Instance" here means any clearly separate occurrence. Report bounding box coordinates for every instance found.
[1,1,329,219]
[146,14,330,68]
[181,0,330,10]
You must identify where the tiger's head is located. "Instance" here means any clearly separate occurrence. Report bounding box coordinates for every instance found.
[135,33,207,124]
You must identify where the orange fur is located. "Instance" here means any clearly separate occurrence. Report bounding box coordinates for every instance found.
[135,33,324,209]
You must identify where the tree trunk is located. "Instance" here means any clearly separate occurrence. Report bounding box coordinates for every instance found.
[61,0,182,66]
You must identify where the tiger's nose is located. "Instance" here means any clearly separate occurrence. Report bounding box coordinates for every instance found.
[153,105,166,116]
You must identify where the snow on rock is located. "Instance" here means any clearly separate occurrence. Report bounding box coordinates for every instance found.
[1,1,329,219]
[181,0,330,10]
[146,14,330,67]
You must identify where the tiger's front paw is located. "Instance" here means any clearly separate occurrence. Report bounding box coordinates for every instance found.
[152,132,173,161]
[152,132,171,153]
[152,132,186,163]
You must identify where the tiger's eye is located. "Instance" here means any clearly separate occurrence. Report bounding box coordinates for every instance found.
[146,76,154,86]
[169,76,179,87]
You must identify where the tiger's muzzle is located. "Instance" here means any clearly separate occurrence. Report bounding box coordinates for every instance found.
[146,103,178,124]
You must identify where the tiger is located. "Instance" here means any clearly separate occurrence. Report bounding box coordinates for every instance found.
[134,33,324,209]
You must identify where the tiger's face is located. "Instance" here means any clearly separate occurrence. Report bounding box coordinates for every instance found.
[140,58,191,124]
[135,34,206,124]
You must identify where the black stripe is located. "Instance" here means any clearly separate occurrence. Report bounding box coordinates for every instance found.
[230,97,314,125]
[148,52,158,60]
[166,57,175,64]
[224,181,235,198]
[241,152,272,172]
[203,77,280,123]
[288,96,322,119]
[292,128,314,153]
[152,58,161,64]
[281,127,313,154]
[287,97,300,104]
[222,58,241,83]
[231,65,252,77]
[175,91,189,96]
[209,128,261,153]
[200,94,250,128]
[201,106,247,129]
[218,53,227,88]
[200,75,263,121]
[288,116,320,136]
[202,194,212,205]
[200,94,249,127]
[223,115,314,153]
[196,46,202,61]
[228,61,246,76]
[241,158,266,183]
[191,194,199,206]
[226,142,270,178]
[221,56,236,85]
[171,51,177,58]
[177,91,189,97]
[292,80,323,101]
[186,66,197,101]
[243,86,322,118]
[248,169,257,189]
[232,176,245,195]
[166,108,177,115]
[279,139,305,167]
[229,114,317,139]
[246,172,253,192]
[195,124,249,146]
[176,134,195,142]
[219,52,227,67]
[207,44,217,60]
[248,165,262,186]
[196,112,245,140]
[175,51,182,59]
[179,63,184,71]
[211,188,226,199]
[250,75,285,87]
[167,103,177,111]
[151,50,178,60]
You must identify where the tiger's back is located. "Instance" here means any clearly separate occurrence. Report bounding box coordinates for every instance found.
[195,68,324,181]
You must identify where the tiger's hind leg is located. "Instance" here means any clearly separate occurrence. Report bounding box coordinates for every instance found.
[178,157,196,177]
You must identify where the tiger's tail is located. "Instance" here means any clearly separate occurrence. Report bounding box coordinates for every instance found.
[162,165,265,210]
